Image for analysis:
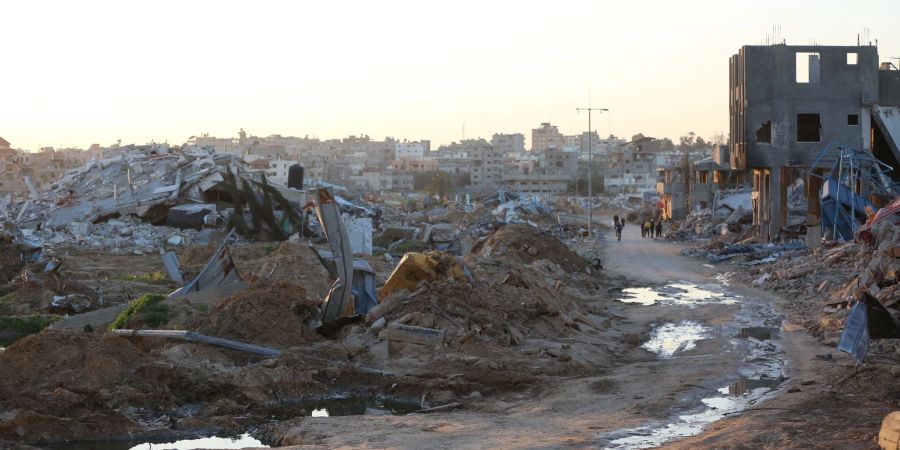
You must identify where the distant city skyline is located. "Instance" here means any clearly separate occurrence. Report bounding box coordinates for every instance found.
[2,0,899,151]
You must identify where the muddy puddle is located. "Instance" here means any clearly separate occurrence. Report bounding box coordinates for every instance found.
[45,396,420,449]
[620,282,737,307]
[279,396,421,418]
[43,433,266,450]
[601,280,785,448]
[641,321,712,358]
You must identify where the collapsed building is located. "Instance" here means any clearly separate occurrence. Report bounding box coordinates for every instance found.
[729,43,900,241]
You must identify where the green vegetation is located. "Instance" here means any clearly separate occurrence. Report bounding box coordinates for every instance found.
[109,272,170,284]
[425,171,451,198]
[0,315,60,335]
[0,291,17,305]
[109,293,168,331]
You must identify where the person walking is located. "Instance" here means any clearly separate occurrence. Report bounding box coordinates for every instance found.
[656,220,663,239]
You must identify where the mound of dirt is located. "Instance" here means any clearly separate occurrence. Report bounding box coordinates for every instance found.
[0,235,24,284]
[376,259,596,350]
[179,242,218,267]
[0,331,146,398]
[253,242,334,301]
[196,280,322,348]
[469,224,587,272]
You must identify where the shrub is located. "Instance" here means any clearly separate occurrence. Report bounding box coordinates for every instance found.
[109,293,167,331]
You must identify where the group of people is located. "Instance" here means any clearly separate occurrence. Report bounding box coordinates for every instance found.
[612,215,664,241]
[642,218,663,239]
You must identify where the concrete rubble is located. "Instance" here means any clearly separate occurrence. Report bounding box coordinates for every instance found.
[0,148,638,447]
[684,197,900,354]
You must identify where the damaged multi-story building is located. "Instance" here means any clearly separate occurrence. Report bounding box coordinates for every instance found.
[729,43,900,240]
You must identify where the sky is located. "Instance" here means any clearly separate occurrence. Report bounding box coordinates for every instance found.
[2,0,900,151]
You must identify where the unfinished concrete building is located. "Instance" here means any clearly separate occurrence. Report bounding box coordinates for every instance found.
[730,44,900,240]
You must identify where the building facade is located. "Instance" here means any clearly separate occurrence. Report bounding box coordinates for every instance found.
[531,123,564,152]
[729,43,900,239]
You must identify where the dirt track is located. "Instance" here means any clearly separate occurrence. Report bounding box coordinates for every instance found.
[264,219,837,449]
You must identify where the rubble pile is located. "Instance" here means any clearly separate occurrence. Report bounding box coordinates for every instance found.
[469,224,588,272]
[666,207,753,243]
[3,146,293,254]
[30,217,213,254]
[731,217,900,336]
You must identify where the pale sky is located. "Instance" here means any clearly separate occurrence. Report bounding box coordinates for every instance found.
[2,0,899,151]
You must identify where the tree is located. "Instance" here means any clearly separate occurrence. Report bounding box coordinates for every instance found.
[425,171,450,198]
[658,138,676,151]
[694,136,707,149]
[679,131,696,150]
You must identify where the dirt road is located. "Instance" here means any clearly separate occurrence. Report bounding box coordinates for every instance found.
[267,222,831,449]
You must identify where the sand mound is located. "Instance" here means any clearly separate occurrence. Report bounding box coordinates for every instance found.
[179,242,218,267]
[469,224,587,272]
[196,280,322,348]
[0,331,146,397]
[377,262,588,351]
[254,242,334,301]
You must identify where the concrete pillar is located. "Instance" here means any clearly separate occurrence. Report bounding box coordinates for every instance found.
[807,170,822,222]
[770,166,784,241]
[778,167,788,235]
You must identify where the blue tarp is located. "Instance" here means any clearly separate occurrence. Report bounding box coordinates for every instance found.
[837,300,870,363]
[837,294,900,363]
[821,178,875,242]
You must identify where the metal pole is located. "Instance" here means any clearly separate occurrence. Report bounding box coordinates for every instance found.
[576,107,608,238]
[588,111,592,236]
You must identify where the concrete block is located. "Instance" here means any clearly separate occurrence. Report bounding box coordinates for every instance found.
[384,323,444,347]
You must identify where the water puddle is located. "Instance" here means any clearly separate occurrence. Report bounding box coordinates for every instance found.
[42,396,420,450]
[600,286,785,448]
[43,433,266,450]
[740,326,776,340]
[602,373,784,449]
[620,282,737,307]
[642,321,711,358]
[725,377,782,396]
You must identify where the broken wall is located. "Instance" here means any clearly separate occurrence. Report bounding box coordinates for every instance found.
[729,44,880,239]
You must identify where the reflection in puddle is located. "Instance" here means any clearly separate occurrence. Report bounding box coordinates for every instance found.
[740,326,775,340]
[604,375,784,449]
[642,321,710,358]
[601,286,785,449]
[620,282,737,307]
[44,434,268,450]
[724,377,781,396]
[129,434,266,450]
[620,287,667,305]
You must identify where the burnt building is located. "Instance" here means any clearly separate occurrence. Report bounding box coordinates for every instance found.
[729,44,900,240]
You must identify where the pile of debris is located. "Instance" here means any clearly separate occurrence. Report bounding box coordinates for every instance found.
[731,207,900,338]
[4,146,302,254]
[28,217,215,254]
[469,224,588,272]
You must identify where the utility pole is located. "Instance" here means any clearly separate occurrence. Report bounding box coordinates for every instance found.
[576,107,608,237]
